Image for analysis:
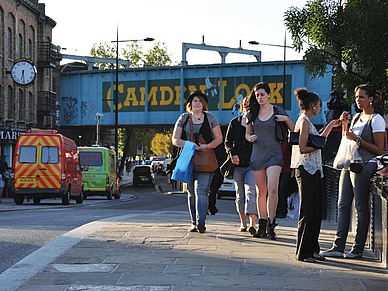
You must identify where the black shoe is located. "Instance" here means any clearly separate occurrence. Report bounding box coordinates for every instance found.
[267,218,278,240]
[210,208,218,215]
[248,226,256,235]
[188,225,197,232]
[253,219,267,238]
[197,223,206,233]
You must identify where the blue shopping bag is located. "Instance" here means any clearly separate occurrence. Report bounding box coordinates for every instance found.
[171,141,196,183]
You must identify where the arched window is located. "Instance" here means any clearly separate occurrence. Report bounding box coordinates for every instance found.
[19,89,24,121]
[29,92,34,122]
[8,86,13,119]
[8,28,12,59]
[0,9,3,55]
[18,34,23,58]
[28,39,32,59]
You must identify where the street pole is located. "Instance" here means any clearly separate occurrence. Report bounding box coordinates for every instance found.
[248,38,292,109]
[111,31,154,173]
[115,26,119,163]
[283,31,286,108]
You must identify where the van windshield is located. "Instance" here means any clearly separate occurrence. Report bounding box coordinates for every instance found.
[19,146,37,163]
[41,146,59,164]
[79,152,103,166]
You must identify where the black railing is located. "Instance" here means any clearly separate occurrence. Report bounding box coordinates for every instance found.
[37,91,56,116]
[38,42,61,68]
[323,163,388,268]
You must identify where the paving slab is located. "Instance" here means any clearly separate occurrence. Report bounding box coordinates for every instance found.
[5,211,388,291]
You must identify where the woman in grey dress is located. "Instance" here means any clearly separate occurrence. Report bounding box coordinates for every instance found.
[244,82,294,239]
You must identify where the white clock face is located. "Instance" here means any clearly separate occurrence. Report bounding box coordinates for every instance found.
[11,60,37,86]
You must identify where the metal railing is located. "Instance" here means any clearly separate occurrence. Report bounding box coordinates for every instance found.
[323,162,388,268]
[38,42,61,68]
[37,91,57,116]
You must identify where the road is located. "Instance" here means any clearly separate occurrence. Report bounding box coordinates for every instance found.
[0,174,236,275]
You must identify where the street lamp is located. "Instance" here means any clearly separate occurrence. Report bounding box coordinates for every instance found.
[249,34,292,108]
[111,29,154,166]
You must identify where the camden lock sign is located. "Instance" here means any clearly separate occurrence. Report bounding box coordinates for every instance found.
[102,75,292,113]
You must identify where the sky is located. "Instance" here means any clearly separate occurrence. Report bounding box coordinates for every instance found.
[42,0,309,66]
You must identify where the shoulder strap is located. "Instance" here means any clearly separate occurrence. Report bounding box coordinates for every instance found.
[189,114,194,141]
[273,105,278,115]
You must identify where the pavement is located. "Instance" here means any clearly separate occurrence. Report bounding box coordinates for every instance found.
[1,173,388,291]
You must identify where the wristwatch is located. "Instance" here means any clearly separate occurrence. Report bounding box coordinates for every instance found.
[356,136,362,147]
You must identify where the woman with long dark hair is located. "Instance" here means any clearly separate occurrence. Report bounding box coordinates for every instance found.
[243,82,294,239]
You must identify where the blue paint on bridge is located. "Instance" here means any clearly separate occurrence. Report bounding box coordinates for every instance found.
[60,61,332,127]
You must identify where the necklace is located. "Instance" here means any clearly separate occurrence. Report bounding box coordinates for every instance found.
[192,113,202,120]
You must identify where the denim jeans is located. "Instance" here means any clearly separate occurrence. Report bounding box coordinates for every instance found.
[187,170,214,226]
[332,162,377,254]
[233,166,258,215]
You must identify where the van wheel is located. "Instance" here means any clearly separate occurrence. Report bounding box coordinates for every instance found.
[114,188,121,199]
[76,188,84,204]
[62,189,71,205]
[107,189,113,200]
[14,195,24,205]
[33,197,41,205]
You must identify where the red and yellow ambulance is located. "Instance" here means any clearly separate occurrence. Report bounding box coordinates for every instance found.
[11,130,83,205]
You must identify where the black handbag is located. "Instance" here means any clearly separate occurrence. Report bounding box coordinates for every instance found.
[220,155,235,179]
[288,132,326,149]
[274,106,288,142]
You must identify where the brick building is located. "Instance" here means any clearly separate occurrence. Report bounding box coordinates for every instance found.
[0,0,60,165]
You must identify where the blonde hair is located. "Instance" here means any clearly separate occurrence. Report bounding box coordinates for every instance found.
[186,95,208,112]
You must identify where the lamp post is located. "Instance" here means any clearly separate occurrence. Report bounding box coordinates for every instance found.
[249,33,292,108]
[111,29,154,165]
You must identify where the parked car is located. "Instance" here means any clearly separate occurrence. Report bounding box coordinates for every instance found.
[217,177,236,199]
[11,129,83,205]
[78,146,121,200]
[133,165,155,187]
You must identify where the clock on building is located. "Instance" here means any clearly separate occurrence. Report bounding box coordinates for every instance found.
[11,59,37,86]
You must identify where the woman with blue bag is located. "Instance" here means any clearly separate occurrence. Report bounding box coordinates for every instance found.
[172,90,222,233]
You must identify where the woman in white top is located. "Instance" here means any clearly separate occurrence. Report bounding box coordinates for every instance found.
[291,88,341,262]
[321,84,386,259]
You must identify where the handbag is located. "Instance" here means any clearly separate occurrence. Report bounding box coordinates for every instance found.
[220,155,235,179]
[189,114,219,172]
[288,132,326,149]
[171,141,196,183]
[274,106,288,142]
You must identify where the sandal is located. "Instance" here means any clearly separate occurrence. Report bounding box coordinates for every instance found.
[313,252,326,261]
[303,257,316,263]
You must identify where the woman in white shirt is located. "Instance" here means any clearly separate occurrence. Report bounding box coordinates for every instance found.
[321,84,386,259]
[291,88,341,262]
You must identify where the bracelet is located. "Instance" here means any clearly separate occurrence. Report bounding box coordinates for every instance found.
[357,136,362,147]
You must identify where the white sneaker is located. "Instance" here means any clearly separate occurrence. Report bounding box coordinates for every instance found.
[345,251,362,259]
[320,249,344,257]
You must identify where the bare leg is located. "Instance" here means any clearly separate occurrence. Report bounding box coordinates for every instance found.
[238,212,247,228]
[266,166,282,224]
[249,214,258,228]
[253,169,268,219]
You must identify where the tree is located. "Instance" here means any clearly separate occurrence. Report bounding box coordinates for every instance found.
[150,132,172,156]
[284,0,388,113]
[90,41,172,69]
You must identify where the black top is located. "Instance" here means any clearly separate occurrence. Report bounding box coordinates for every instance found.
[0,159,8,176]
[224,116,253,168]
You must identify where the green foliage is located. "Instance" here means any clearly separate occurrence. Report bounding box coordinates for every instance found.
[150,131,172,156]
[89,41,172,69]
[90,42,117,70]
[284,0,388,113]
